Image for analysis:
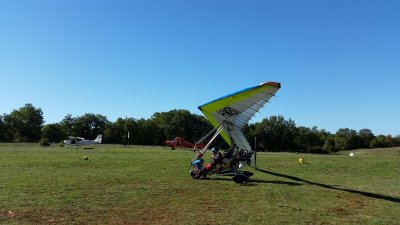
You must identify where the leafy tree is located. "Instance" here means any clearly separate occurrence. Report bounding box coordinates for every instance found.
[322,136,336,153]
[104,117,138,144]
[387,135,399,147]
[3,103,44,142]
[39,138,50,146]
[334,128,361,150]
[2,104,399,153]
[73,113,110,140]
[0,115,12,142]
[124,117,139,145]
[370,135,390,148]
[358,129,375,148]
[135,118,162,145]
[393,135,400,147]
[379,135,398,147]
[295,126,326,153]
[58,113,110,141]
[257,115,297,151]
[59,114,75,136]
[151,109,212,144]
[104,118,125,144]
[243,123,258,150]
[41,123,66,143]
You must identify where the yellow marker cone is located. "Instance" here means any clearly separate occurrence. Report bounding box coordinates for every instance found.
[298,158,304,164]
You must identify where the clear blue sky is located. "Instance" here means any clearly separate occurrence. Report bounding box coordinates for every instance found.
[1,0,399,136]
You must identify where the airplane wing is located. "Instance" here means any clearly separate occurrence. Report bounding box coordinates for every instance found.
[198,81,281,165]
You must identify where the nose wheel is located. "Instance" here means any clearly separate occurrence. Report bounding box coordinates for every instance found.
[189,169,196,177]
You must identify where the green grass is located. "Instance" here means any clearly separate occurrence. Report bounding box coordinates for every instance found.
[0,144,399,224]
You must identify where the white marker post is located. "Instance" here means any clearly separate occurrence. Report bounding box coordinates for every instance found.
[127,132,130,148]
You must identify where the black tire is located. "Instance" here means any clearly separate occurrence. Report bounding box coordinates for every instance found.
[243,171,254,177]
[190,169,196,177]
[232,174,249,184]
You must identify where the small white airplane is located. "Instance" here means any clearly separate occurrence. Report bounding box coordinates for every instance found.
[63,135,102,147]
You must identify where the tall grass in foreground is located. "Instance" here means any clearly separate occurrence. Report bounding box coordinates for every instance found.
[0,144,399,225]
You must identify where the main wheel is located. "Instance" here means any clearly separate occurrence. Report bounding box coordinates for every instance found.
[232,173,249,184]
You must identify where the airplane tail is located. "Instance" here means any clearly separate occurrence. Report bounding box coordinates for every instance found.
[95,135,103,144]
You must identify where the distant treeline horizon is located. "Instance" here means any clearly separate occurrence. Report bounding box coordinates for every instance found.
[1,103,399,153]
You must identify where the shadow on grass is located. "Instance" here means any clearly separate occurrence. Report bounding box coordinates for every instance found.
[202,177,302,186]
[256,168,400,203]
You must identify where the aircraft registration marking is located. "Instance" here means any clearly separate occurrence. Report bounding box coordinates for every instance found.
[217,107,241,118]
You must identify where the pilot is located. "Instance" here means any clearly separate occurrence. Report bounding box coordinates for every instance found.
[194,147,223,178]
[209,147,223,168]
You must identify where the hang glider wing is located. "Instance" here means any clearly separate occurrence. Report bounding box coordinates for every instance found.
[198,82,281,160]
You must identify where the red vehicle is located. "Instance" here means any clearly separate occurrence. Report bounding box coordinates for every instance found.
[165,137,205,150]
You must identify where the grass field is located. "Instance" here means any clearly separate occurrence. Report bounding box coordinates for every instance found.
[0,143,399,225]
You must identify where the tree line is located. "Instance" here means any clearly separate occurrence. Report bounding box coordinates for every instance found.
[1,103,399,153]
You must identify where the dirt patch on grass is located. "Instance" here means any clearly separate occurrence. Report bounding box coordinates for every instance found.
[0,209,56,224]
[133,206,179,225]
[325,195,369,223]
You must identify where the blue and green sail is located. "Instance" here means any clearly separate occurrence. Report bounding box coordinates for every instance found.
[198,82,281,156]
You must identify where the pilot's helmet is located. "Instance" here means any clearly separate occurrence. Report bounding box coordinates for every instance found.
[211,147,219,153]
